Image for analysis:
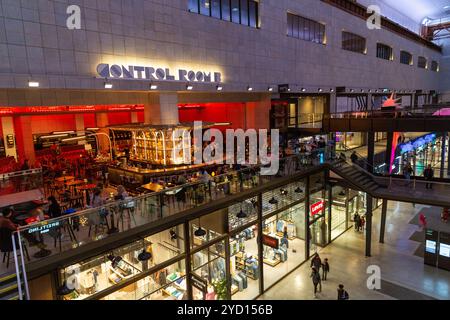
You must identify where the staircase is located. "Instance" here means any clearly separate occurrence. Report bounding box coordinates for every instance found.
[0,273,20,300]
[331,160,385,195]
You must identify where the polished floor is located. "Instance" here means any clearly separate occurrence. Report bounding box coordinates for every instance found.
[260,201,450,300]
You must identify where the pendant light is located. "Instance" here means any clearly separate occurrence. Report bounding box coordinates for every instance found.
[170,229,178,241]
[280,188,288,196]
[269,197,278,205]
[236,202,248,219]
[194,218,207,237]
[295,187,304,194]
[339,190,346,196]
[56,271,76,297]
[138,239,152,262]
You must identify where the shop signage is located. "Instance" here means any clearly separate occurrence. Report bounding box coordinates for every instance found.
[97,63,222,83]
[28,221,61,235]
[190,273,208,293]
[310,200,324,216]
[262,234,279,249]
[6,134,14,148]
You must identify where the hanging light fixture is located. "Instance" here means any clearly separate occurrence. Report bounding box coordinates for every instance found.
[295,187,304,194]
[236,202,248,219]
[339,190,346,196]
[269,197,278,205]
[194,218,207,237]
[170,229,178,241]
[138,239,152,261]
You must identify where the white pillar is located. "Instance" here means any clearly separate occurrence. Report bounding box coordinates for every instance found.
[145,93,179,125]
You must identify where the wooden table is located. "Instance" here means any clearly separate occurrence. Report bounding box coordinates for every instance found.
[141,183,164,192]
[77,184,97,205]
[66,180,85,194]
[55,176,75,184]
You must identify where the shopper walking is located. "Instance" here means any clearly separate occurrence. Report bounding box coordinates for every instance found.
[353,213,361,232]
[310,267,322,298]
[350,151,358,164]
[337,284,349,300]
[360,215,366,232]
[322,258,330,281]
[419,213,427,230]
[403,162,413,186]
[310,253,322,271]
[424,165,434,190]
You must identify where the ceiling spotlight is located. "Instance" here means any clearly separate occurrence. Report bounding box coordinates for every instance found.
[368,89,372,93]
[186,84,194,91]
[170,230,178,240]
[318,88,323,92]
[280,188,289,196]
[216,85,223,91]
[150,84,158,90]
[330,88,335,93]
[301,88,306,92]
[268,86,274,92]
[361,89,365,93]
[247,86,253,91]
[28,81,39,88]
[350,89,355,93]
[104,82,113,89]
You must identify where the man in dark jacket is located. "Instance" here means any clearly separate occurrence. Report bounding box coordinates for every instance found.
[424,165,434,189]
[350,152,358,164]
[337,284,349,300]
[310,253,322,271]
[0,208,18,231]
[322,258,330,281]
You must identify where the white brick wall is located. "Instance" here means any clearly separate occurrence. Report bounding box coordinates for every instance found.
[0,0,445,93]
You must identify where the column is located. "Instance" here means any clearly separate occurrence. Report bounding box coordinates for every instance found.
[367,93,373,111]
[144,93,179,125]
[13,116,35,164]
[441,132,447,178]
[1,116,17,159]
[75,114,85,136]
[365,194,373,257]
[245,96,271,130]
[367,132,375,173]
[384,132,393,174]
[131,112,139,123]
[329,92,337,113]
[95,113,110,154]
[305,176,311,259]
[379,199,388,243]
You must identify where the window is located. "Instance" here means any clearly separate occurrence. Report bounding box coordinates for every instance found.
[431,60,439,72]
[418,56,427,69]
[400,51,413,65]
[342,31,366,54]
[287,13,326,44]
[376,43,393,61]
[189,0,258,27]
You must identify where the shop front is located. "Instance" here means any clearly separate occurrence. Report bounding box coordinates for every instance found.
[43,171,363,301]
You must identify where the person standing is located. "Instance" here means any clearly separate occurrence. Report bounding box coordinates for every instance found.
[419,213,427,230]
[47,196,62,219]
[310,267,322,298]
[424,165,434,190]
[322,258,330,281]
[337,284,349,300]
[350,151,358,164]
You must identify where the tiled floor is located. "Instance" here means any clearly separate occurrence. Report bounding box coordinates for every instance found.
[260,201,450,300]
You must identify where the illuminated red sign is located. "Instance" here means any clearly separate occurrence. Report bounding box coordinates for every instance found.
[262,235,279,249]
[310,200,325,216]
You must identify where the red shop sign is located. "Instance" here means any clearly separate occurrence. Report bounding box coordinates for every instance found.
[262,235,279,249]
[310,200,324,216]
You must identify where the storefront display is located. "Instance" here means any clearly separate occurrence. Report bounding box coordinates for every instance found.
[336,132,365,151]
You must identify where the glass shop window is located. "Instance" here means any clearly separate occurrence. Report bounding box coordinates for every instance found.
[102,260,187,300]
[262,203,306,289]
[191,240,227,300]
[228,197,258,231]
[230,223,260,300]
[262,181,306,217]
[190,210,225,250]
